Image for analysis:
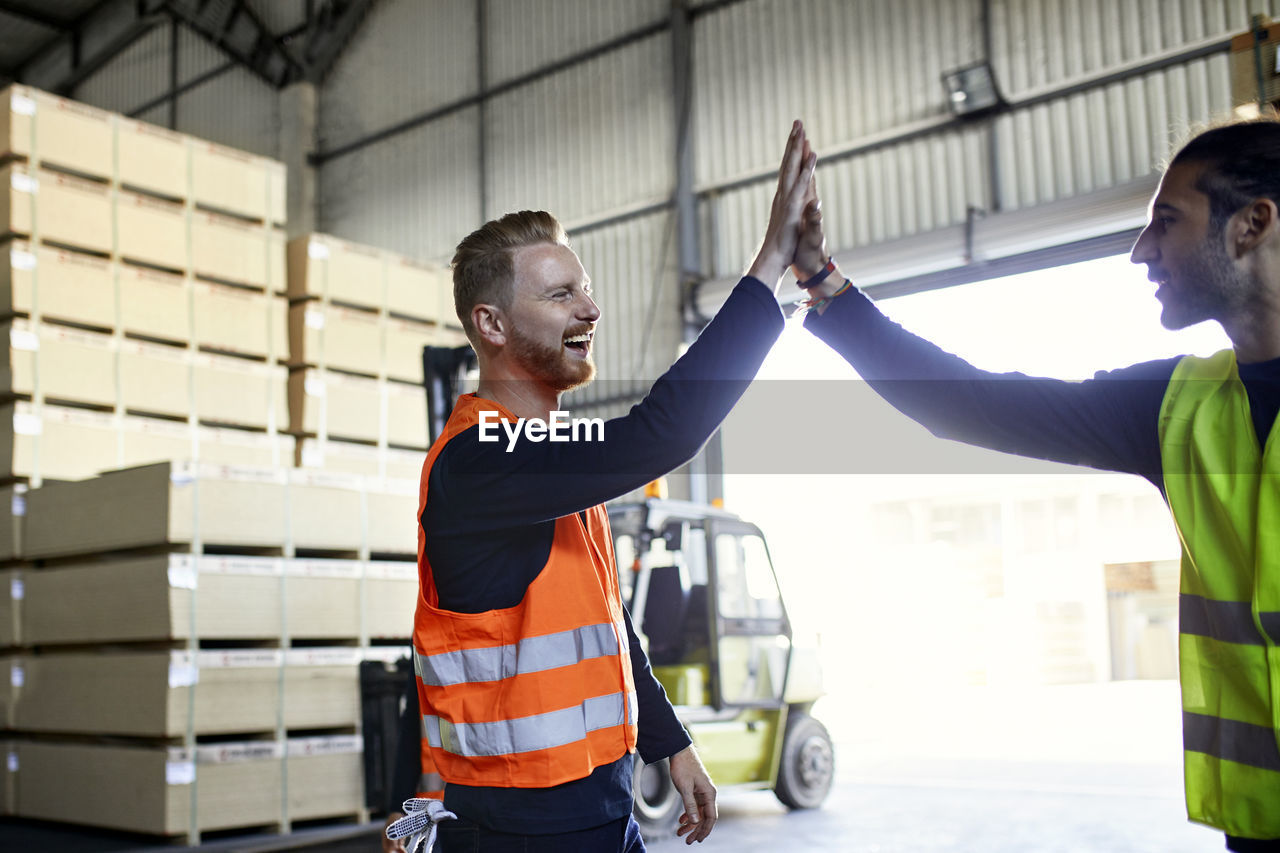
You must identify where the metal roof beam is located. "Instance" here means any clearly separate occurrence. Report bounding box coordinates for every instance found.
[0,0,75,32]
[161,0,305,88]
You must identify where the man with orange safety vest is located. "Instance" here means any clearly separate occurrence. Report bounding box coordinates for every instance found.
[794,120,1280,851]
[386,122,817,853]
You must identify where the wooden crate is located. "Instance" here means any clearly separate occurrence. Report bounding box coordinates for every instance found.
[193,283,285,359]
[1,739,14,816]
[385,380,428,448]
[365,489,419,557]
[284,559,361,638]
[192,353,287,429]
[16,739,285,834]
[120,419,295,472]
[1,240,116,330]
[387,256,449,323]
[13,649,283,736]
[287,234,385,309]
[282,648,361,729]
[119,338,190,417]
[117,118,187,199]
[1,163,112,254]
[384,316,433,384]
[0,568,21,647]
[0,654,19,728]
[23,461,289,559]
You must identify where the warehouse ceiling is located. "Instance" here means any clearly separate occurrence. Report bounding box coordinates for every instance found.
[0,0,373,91]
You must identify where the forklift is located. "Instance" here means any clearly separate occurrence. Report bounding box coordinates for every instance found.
[609,490,834,838]
[412,346,835,839]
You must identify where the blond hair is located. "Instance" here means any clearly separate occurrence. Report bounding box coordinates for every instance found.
[451,211,568,343]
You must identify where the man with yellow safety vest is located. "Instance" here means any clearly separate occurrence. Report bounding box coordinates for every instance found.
[793,119,1280,850]
[392,122,816,853]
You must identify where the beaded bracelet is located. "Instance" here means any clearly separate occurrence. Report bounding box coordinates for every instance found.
[797,277,853,315]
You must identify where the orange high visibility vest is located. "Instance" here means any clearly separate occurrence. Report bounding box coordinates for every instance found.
[414,394,639,789]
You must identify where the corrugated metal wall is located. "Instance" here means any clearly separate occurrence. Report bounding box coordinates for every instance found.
[37,0,1280,388]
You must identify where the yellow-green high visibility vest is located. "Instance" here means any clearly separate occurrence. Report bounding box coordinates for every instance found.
[1159,349,1280,839]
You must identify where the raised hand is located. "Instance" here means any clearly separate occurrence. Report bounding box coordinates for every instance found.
[792,163,829,281]
[748,120,819,293]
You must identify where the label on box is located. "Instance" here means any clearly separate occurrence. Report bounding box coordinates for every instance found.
[10,577,23,600]
[308,240,331,260]
[9,248,36,271]
[9,327,39,351]
[10,664,23,687]
[7,751,18,772]
[167,563,197,590]
[168,660,199,687]
[304,375,327,397]
[196,741,284,763]
[285,647,361,667]
[197,555,282,577]
[287,734,363,757]
[10,172,37,195]
[196,649,283,668]
[305,307,326,330]
[165,760,196,785]
[285,559,362,579]
[362,646,412,664]
[12,412,41,437]
[10,92,36,116]
[366,562,416,581]
[300,443,325,468]
[12,486,26,518]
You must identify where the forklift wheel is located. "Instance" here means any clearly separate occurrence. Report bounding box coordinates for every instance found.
[632,755,684,839]
[773,712,835,810]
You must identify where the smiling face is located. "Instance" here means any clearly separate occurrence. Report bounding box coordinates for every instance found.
[505,242,600,392]
[1130,161,1254,331]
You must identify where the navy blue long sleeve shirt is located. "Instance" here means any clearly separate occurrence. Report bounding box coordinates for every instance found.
[804,287,1280,487]
[420,276,784,834]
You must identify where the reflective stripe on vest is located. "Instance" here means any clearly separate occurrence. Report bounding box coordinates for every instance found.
[417,771,445,798]
[1159,350,1280,838]
[424,689,638,758]
[414,621,621,687]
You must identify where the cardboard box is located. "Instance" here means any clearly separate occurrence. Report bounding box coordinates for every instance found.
[117,190,187,271]
[117,118,188,199]
[1,85,115,179]
[0,401,120,481]
[1,240,115,330]
[119,265,190,342]
[17,739,284,834]
[287,469,365,551]
[194,283,284,359]
[191,213,285,290]
[1,163,112,254]
[296,437,424,482]
[365,488,419,556]
[22,554,284,644]
[287,234,385,308]
[363,562,417,639]
[191,141,286,224]
[282,648,360,728]
[14,649,282,736]
[3,320,118,407]
[284,559,361,637]
[119,338,190,417]
[387,257,447,323]
[286,735,365,820]
[289,301,382,375]
[289,368,381,443]
[192,353,287,429]
[1231,18,1280,108]
[120,419,294,471]
[384,317,432,384]
[23,461,289,558]
[0,569,20,647]
[188,423,294,469]
[385,380,427,448]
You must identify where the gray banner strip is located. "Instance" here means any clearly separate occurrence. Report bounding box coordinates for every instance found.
[1184,711,1280,773]
[1260,612,1280,646]
[1180,594,1263,647]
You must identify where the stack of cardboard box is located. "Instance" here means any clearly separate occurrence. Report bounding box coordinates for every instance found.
[0,84,291,483]
[286,233,466,479]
